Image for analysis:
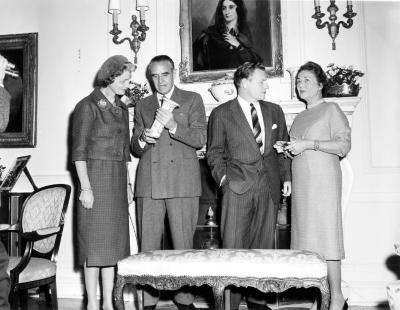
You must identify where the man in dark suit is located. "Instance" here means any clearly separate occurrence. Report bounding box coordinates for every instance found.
[131,55,207,310]
[207,62,291,310]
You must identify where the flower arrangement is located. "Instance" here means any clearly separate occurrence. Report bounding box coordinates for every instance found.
[325,63,364,97]
[125,82,149,107]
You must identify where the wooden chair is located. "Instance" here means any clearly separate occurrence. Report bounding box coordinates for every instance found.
[3,184,71,309]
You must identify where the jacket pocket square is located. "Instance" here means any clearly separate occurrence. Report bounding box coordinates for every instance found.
[272,124,277,130]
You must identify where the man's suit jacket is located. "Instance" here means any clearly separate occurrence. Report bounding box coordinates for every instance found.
[207,98,291,204]
[131,86,207,199]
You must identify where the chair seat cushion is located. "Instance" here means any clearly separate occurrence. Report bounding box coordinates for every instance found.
[118,249,327,279]
[7,257,56,283]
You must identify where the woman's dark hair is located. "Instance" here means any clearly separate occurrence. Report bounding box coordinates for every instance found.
[296,61,328,97]
[234,62,265,89]
[214,0,248,34]
[96,63,132,87]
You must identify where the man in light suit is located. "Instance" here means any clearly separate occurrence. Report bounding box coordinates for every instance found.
[207,62,291,310]
[131,55,207,310]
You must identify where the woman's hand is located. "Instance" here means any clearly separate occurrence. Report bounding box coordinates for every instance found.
[285,140,313,156]
[223,32,240,48]
[273,141,293,159]
[79,189,94,209]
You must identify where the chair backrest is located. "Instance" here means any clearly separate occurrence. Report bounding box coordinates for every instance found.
[19,184,71,258]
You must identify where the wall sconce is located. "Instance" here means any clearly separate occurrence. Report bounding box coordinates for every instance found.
[312,0,357,50]
[108,0,149,65]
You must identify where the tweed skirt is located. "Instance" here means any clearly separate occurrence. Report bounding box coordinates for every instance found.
[77,159,130,266]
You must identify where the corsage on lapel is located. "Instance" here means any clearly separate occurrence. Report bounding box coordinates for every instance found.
[97,99,107,109]
[272,123,277,130]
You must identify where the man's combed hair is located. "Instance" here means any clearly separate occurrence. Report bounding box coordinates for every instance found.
[233,62,266,89]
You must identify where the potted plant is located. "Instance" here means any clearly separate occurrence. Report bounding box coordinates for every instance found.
[325,63,364,97]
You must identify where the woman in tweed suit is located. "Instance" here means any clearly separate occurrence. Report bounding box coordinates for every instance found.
[72,55,134,310]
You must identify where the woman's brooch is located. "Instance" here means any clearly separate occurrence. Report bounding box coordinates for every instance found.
[97,99,107,108]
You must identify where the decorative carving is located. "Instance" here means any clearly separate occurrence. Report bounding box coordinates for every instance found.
[114,274,330,310]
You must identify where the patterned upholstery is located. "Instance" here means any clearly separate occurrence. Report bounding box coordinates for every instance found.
[8,257,56,283]
[4,184,71,309]
[22,187,67,253]
[118,249,327,278]
[115,249,330,310]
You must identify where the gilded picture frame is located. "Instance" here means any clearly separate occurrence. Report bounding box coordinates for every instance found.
[179,0,283,83]
[0,32,38,147]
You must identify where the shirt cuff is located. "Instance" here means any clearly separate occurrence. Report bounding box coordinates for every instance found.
[168,124,177,135]
[138,137,146,149]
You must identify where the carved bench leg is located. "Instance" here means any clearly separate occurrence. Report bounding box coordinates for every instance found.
[320,278,331,310]
[212,285,225,310]
[114,275,127,310]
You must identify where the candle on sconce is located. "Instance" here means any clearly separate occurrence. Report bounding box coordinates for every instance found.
[314,0,320,7]
[112,10,118,24]
[136,0,149,10]
[108,0,121,24]
[139,8,146,21]
[108,0,121,12]
[347,0,353,5]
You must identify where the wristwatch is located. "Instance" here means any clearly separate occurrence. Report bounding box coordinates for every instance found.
[314,140,320,151]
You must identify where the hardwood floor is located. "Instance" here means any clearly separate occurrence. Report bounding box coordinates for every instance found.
[11,297,390,310]
[9,287,389,310]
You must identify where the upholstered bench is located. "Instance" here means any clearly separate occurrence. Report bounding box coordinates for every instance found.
[114,249,329,310]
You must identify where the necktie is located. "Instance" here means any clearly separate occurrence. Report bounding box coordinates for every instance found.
[250,103,263,152]
[160,95,166,107]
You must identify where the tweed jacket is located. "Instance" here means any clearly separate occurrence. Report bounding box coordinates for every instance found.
[131,86,207,199]
[0,87,10,133]
[71,87,130,162]
[207,98,291,204]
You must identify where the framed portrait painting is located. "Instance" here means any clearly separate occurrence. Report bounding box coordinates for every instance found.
[179,0,283,83]
[0,32,38,147]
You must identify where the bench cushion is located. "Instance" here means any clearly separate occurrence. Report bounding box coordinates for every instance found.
[118,249,327,279]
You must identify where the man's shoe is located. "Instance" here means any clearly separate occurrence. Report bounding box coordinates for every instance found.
[144,305,156,310]
[176,303,196,310]
[247,301,271,310]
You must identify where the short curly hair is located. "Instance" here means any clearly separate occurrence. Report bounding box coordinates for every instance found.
[96,63,133,87]
[296,61,328,97]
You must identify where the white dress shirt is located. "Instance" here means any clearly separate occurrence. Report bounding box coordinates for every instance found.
[237,95,265,154]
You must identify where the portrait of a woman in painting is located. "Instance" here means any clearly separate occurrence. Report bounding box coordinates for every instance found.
[1,50,23,133]
[192,0,262,71]
[0,32,37,148]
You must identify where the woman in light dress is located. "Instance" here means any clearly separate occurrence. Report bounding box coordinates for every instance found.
[282,61,351,310]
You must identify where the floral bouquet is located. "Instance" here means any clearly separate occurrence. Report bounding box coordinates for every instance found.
[325,63,364,97]
[124,82,149,107]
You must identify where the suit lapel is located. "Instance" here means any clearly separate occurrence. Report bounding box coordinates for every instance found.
[230,100,260,154]
[170,87,183,115]
[260,101,272,147]
[146,93,159,118]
